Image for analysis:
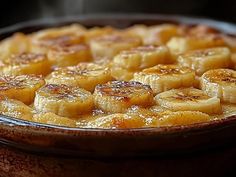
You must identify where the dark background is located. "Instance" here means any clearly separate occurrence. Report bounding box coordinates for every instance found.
[0,0,235,27]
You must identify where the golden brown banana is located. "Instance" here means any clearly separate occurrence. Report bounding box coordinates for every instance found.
[177,47,231,75]
[167,34,225,55]
[34,84,94,118]
[0,96,33,121]
[155,88,222,114]
[0,53,51,76]
[47,43,92,67]
[46,62,113,92]
[113,45,171,70]
[0,75,45,105]
[90,33,142,59]
[201,69,236,103]
[133,64,195,94]
[33,112,76,127]
[94,81,154,113]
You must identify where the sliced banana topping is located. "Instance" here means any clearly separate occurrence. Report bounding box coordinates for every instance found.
[85,26,114,43]
[0,96,33,121]
[155,110,211,126]
[0,53,51,76]
[46,62,113,92]
[167,35,225,54]
[34,84,94,118]
[133,64,195,94]
[127,104,210,127]
[30,24,86,53]
[144,24,180,45]
[201,69,236,103]
[0,33,30,59]
[113,45,171,70]
[47,43,92,67]
[0,75,45,105]
[33,112,76,127]
[155,88,222,114]
[178,47,231,75]
[85,113,145,129]
[94,81,154,113]
[90,33,142,59]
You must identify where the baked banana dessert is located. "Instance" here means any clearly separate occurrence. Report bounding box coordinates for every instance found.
[0,22,234,129]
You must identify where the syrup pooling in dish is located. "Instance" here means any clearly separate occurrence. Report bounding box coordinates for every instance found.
[0,23,235,129]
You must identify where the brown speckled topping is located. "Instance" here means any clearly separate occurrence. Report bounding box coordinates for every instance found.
[142,65,191,75]
[0,75,43,90]
[204,69,236,84]
[95,81,152,100]
[8,53,46,65]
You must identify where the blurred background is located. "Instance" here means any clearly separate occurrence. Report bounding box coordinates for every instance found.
[0,0,235,27]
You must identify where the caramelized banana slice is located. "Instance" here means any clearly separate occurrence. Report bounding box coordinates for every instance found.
[0,53,51,76]
[113,45,171,70]
[127,107,211,127]
[33,112,76,127]
[46,63,113,92]
[0,33,30,59]
[85,113,145,129]
[0,96,33,121]
[85,26,114,43]
[31,24,86,53]
[133,64,195,94]
[178,47,231,75]
[47,43,92,67]
[201,69,236,103]
[90,33,142,59]
[155,110,211,126]
[34,84,93,118]
[155,88,221,114]
[167,35,225,54]
[0,75,45,105]
[94,81,154,113]
[144,24,180,45]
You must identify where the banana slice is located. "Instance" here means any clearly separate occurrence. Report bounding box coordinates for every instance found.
[155,110,211,126]
[31,24,86,54]
[47,43,92,67]
[85,26,114,43]
[133,64,195,94]
[94,81,154,113]
[0,75,45,105]
[33,112,76,127]
[46,62,113,92]
[85,113,145,129]
[0,96,33,121]
[167,35,225,55]
[90,33,142,59]
[124,25,148,42]
[177,47,231,75]
[0,53,51,76]
[113,45,171,70]
[0,33,30,59]
[201,69,236,103]
[110,66,136,81]
[144,24,180,45]
[127,106,211,127]
[155,88,221,114]
[34,84,94,118]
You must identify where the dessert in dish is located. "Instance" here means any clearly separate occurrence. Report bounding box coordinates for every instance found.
[0,23,235,129]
